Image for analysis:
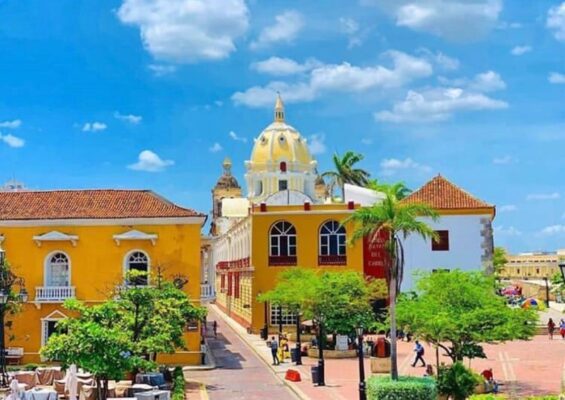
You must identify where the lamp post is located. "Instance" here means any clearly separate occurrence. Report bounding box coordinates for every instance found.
[258,291,268,340]
[316,314,325,386]
[543,277,550,308]
[295,311,302,365]
[0,248,28,388]
[356,326,367,400]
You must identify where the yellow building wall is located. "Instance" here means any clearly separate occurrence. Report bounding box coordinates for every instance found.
[1,223,202,365]
[249,208,364,332]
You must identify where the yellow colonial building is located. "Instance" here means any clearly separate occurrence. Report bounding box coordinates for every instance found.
[0,189,205,365]
[500,249,565,279]
[209,96,367,332]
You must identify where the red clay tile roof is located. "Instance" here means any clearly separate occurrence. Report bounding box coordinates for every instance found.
[402,175,493,210]
[0,190,204,220]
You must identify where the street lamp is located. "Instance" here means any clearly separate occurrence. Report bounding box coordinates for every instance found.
[258,291,268,340]
[316,313,326,386]
[0,247,28,388]
[356,326,367,400]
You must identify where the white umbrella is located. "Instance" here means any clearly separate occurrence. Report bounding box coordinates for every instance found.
[65,365,78,400]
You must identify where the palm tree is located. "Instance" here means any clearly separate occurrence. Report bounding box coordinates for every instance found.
[366,179,412,200]
[322,151,370,200]
[345,184,438,380]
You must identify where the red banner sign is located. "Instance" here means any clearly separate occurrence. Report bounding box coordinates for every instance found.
[363,231,389,280]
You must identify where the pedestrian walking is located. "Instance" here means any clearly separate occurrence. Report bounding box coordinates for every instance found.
[213,320,218,338]
[411,340,426,367]
[270,336,280,365]
[548,318,556,340]
[559,319,565,339]
[200,341,207,365]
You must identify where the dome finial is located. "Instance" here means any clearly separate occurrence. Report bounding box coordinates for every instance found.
[222,157,232,175]
[274,92,285,122]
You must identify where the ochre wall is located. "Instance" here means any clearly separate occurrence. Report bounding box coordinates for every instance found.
[2,222,202,365]
[249,208,364,332]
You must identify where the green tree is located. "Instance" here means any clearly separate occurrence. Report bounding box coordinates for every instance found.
[396,270,537,369]
[322,151,370,200]
[345,184,438,380]
[366,180,412,200]
[492,247,508,276]
[259,270,385,339]
[41,299,151,400]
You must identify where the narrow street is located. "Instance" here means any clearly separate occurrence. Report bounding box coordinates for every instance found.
[187,307,299,400]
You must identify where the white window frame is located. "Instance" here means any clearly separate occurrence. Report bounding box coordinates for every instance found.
[44,251,71,287]
[319,220,346,256]
[41,310,68,360]
[269,221,297,257]
[269,304,298,326]
[123,249,151,285]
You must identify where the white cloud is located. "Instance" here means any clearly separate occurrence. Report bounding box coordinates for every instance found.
[209,142,223,153]
[539,225,565,236]
[308,134,326,155]
[251,57,320,76]
[547,2,565,42]
[117,0,249,63]
[127,150,174,172]
[511,45,532,56]
[417,48,460,70]
[493,155,512,165]
[380,157,432,176]
[364,0,502,41]
[0,120,22,129]
[376,87,508,123]
[148,64,177,76]
[0,133,25,148]
[233,51,433,108]
[228,131,247,143]
[82,122,107,132]
[494,225,522,236]
[497,21,522,30]
[250,10,304,50]
[549,72,565,84]
[526,193,560,201]
[469,71,506,92]
[499,204,517,212]
[361,138,373,145]
[114,112,142,124]
[339,17,364,48]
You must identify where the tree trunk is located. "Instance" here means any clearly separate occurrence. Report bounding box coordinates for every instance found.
[436,344,440,374]
[389,274,398,380]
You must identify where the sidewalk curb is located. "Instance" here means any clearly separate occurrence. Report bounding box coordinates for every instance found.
[182,337,217,371]
[209,304,311,400]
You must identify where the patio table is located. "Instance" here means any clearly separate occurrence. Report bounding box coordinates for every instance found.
[24,388,57,400]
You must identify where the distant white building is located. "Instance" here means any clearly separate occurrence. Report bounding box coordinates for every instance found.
[399,175,495,290]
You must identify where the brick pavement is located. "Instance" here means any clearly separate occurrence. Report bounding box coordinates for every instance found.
[187,307,299,400]
[209,304,565,399]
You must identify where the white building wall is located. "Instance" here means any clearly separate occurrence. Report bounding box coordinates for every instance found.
[401,214,490,290]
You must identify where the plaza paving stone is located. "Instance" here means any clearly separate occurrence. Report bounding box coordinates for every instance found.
[205,304,565,399]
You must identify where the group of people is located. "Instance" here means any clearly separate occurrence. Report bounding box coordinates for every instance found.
[546,318,565,339]
[269,334,290,366]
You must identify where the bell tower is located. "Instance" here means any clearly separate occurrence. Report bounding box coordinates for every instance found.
[211,157,241,235]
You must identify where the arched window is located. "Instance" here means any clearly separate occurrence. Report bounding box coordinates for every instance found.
[269,221,297,266]
[126,251,149,286]
[319,220,347,265]
[45,252,70,287]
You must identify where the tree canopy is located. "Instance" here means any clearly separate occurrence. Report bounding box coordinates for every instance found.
[259,270,385,335]
[492,247,508,276]
[322,151,370,200]
[396,270,538,363]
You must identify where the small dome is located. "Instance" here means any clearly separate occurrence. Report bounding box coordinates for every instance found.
[248,95,314,171]
[215,157,240,189]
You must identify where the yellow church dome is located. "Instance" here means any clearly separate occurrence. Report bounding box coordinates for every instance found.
[249,95,314,170]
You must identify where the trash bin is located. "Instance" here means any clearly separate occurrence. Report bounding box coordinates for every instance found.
[311,366,319,385]
[291,348,299,362]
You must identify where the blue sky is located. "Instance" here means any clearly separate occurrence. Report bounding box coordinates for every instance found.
[0,0,563,253]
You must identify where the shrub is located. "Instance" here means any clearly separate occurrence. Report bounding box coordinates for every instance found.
[469,395,509,400]
[366,376,437,400]
[437,362,480,400]
[171,367,185,400]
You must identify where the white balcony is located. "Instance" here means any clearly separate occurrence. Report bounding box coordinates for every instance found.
[201,283,215,301]
[35,286,76,302]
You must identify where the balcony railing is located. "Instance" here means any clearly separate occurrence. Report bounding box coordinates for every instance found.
[35,286,76,302]
[318,255,347,266]
[201,284,215,301]
[268,255,297,266]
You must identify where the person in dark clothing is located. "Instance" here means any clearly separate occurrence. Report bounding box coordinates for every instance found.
[411,340,426,367]
[213,320,218,338]
[270,336,280,365]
